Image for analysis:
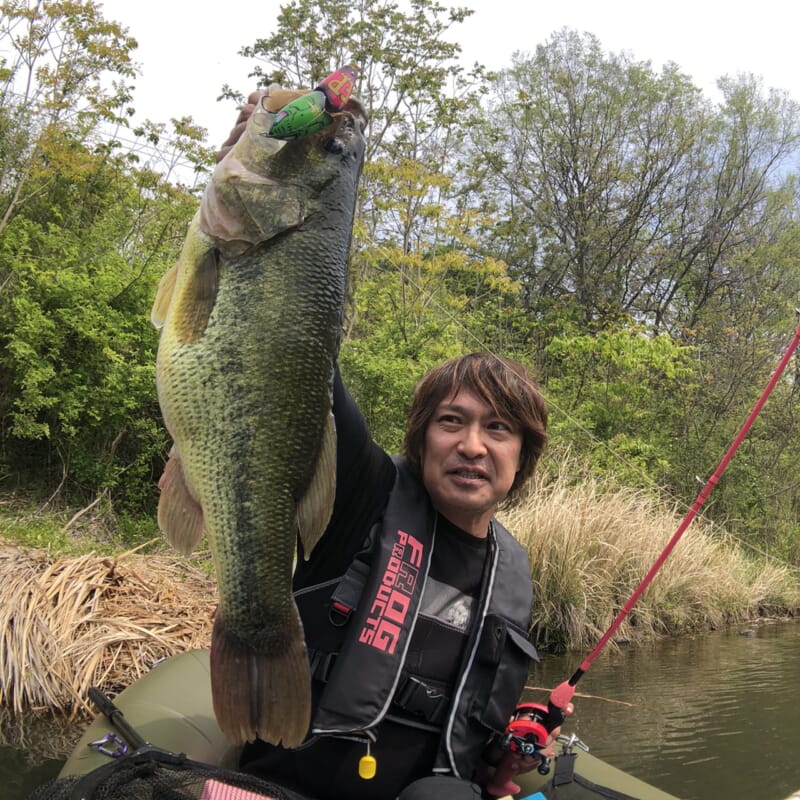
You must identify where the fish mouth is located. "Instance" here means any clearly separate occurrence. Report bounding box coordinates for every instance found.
[321,98,368,153]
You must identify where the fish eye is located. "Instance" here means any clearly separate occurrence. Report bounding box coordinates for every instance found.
[324,137,344,155]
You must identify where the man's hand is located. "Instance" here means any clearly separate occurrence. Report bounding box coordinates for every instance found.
[508,702,572,776]
[216,91,265,162]
[507,717,564,774]
[483,702,574,797]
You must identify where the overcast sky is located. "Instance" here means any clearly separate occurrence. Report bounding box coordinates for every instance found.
[98,0,799,150]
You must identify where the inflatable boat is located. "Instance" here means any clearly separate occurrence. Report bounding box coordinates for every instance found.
[55,649,680,800]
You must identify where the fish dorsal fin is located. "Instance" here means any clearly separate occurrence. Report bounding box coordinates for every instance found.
[157,446,204,556]
[296,411,337,560]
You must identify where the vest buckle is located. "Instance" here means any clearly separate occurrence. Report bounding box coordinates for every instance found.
[329,600,352,626]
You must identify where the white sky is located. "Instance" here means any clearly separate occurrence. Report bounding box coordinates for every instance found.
[98,0,800,150]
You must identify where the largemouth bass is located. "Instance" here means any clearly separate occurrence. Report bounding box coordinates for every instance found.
[151,85,367,747]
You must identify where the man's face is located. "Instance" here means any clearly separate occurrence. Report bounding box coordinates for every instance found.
[421,388,523,538]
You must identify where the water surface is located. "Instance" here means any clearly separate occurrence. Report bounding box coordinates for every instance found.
[530,620,800,799]
[5,620,800,799]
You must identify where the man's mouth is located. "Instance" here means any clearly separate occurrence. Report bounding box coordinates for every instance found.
[449,467,488,481]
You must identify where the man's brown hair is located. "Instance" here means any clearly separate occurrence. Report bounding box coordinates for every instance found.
[403,353,547,503]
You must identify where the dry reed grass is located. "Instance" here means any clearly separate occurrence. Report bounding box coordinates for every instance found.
[2,470,798,720]
[0,543,215,719]
[502,467,800,652]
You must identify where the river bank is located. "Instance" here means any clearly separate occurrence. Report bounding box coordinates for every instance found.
[0,542,215,718]
[1,472,798,719]
[503,468,800,651]
[1,536,795,720]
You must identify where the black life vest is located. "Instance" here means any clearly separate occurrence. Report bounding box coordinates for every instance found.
[296,459,539,780]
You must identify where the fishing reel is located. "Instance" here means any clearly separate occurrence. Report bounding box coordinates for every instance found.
[499,703,552,774]
[484,703,559,797]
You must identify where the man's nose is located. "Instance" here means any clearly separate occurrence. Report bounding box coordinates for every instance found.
[457,424,487,457]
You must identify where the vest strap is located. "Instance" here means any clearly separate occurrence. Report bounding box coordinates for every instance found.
[392,675,450,726]
[309,646,450,727]
[312,462,436,733]
[308,648,338,683]
[328,555,371,625]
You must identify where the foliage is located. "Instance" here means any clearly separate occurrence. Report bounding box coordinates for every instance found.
[0,1,201,514]
[231,0,481,162]
[241,0,527,449]
[466,31,800,332]
[455,30,800,554]
[0,0,138,235]
[0,2,799,572]
[542,324,696,489]
[0,155,194,510]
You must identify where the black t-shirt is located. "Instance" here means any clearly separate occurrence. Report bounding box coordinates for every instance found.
[241,372,489,799]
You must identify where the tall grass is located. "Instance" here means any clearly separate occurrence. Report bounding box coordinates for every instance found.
[501,465,800,653]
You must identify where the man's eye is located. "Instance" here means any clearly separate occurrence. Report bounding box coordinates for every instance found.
[489,421,512,432]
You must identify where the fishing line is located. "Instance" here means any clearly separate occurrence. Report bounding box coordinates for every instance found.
[551,311,800,697]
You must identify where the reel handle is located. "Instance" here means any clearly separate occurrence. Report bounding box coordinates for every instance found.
[485,704,552,797]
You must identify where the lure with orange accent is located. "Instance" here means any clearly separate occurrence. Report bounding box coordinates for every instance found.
[317,64,359,111]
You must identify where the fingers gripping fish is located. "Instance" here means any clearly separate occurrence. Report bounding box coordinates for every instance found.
[151,82,367,747]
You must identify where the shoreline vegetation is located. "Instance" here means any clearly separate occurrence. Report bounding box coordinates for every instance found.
[1,467,798,723]
[508,468,800,651]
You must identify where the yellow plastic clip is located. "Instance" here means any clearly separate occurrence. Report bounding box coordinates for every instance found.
[358,739,377,780]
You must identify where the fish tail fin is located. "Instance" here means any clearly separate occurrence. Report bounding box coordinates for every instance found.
[210,613,311,747]
[296,411,336,561]
[157,446,204,555]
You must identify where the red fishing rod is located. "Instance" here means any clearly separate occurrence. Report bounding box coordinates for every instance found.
[488,313,800,797]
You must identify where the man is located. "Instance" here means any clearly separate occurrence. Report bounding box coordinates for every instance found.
[220,99,553,800]
[236,355,548,800]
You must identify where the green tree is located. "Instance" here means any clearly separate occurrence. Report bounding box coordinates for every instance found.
[231,0,475,162]
[232,0,530,440]
[466,30,800,334]
[0,0,138,236]
[542,324,696,488]
[456,29,800,557]
[0,1,208,513]
[0,139,198,511]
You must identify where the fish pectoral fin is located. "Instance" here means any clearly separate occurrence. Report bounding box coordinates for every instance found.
[150,226,219,343]
[171,247,219,345]
[150,263,178,328]
[296,411,336,561]
[157,446,204,555]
